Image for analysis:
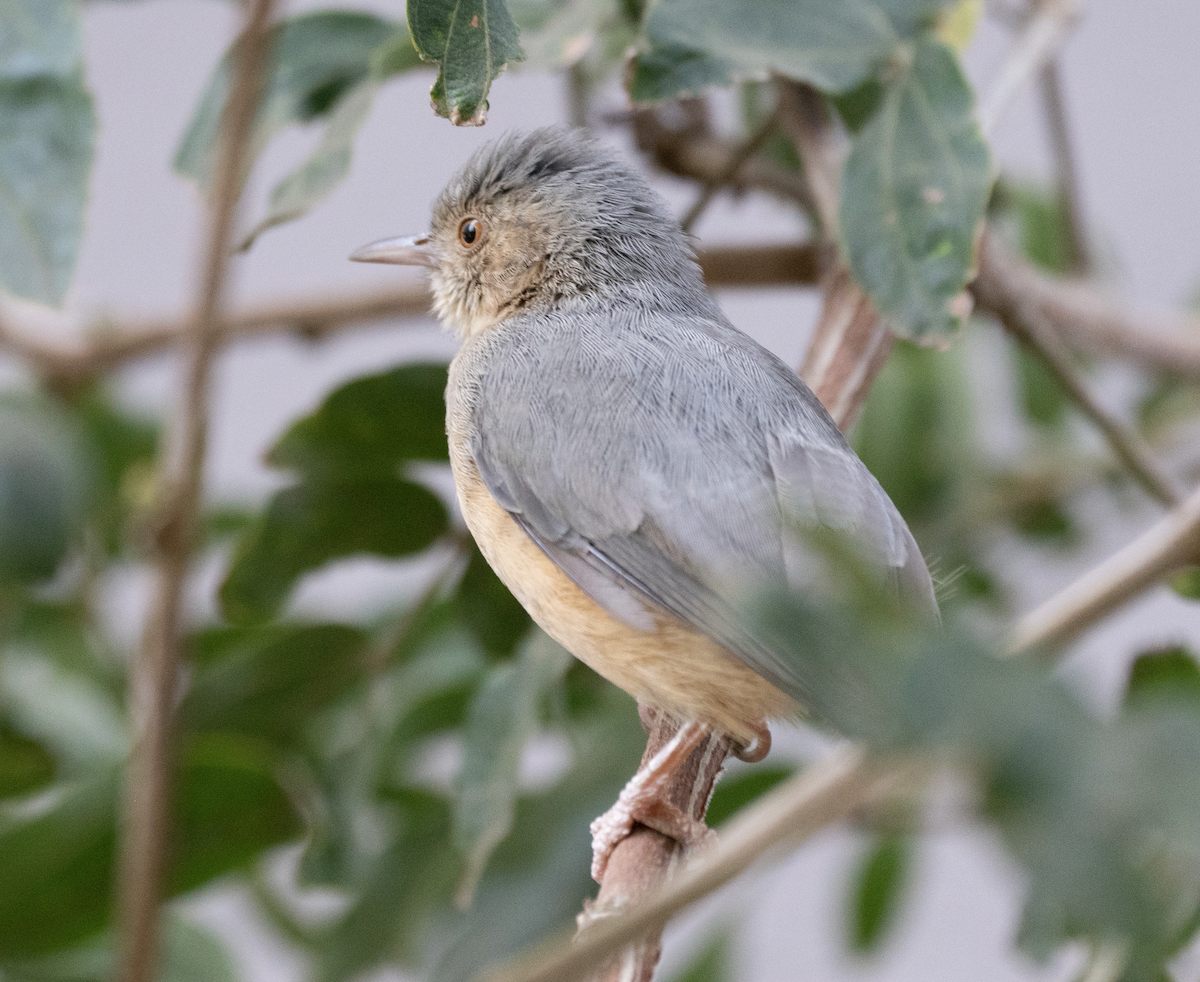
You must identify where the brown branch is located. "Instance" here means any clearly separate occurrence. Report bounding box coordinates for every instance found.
[1039,60,1092,274]
[1010,481,1200,654]
[487,747,885,982]
[680,111,780,234]
[972,233,1200,381]
[974,232,1184,507]
[579,711,734,982]
[114,3,275,981]
[0,246,823,383]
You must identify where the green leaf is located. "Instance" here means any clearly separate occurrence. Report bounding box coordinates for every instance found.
[0,0,82,82]
[453,631,570,907]
[840,35,991,337]
[0,724,55,798]
[0,76,95,305]
[175,11,398,195]
[220,477,449,624]
[0,399,89,583]
[706,764,792,827]
[0,915,237,982]
[989,179,1075,275]
[269,363,450,475]
[315,790,459,982]
[457,545,532,660]
[408,0,525,125]
[848,833,911,951]
[852,339,972,523]
[628,43,733,102]
[172,735,303,894]
[637,0,900,96]
[182,624,369,741]
[1125,648,1200,710]
[237,78,380,251]
[1170,568,1200,601]
[0,772,120,958]
[1013,344,1070,430]
[667,934,732,982]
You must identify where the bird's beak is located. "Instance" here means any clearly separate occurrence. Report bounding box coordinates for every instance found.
[349,234,435,267]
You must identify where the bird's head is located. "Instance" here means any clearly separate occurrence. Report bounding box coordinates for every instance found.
[350,127,706,337]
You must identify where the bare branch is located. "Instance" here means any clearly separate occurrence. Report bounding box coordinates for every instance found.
[114,3,275,981]
[0,246,824,382]
[1039,61,1093,274]
[484,748,884,982]
[978,0,1081,139]
[680,112,779,234]
[1010,482,1200,655]
[974,233,1184,508]
[973,234,1200,382]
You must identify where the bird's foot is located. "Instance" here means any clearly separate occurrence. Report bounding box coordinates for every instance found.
[589,720,715,882]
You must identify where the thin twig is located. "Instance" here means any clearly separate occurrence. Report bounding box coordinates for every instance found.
[114,3,275,981]
[978,0,1081,139]
[482,748,885,982]
[679,111,779,234]
[1010,482,1200,655]
[975,245,1184,507]
[1039,60,1092,274]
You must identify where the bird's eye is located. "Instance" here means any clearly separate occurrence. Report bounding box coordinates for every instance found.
[458,217,483,248]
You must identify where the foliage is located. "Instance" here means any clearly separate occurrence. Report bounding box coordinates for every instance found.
[0,4,1198,982]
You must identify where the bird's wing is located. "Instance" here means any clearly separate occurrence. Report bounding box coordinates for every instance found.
[467,308,935,700]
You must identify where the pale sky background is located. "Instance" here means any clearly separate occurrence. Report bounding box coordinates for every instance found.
[4,0,1200,980]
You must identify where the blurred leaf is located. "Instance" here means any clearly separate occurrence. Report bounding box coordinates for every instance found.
[175,11,398,195]
[0,76,94,306]
[1125,648,1200,710]
[935,0,982,52]
[0,399,88,583]
[638,0,897,97]
[0,724,55,798]
[1138,376,1200,445]
[0,771,120,958]
[0,0,81,82]
[853,340,972,524]
[220,477,449,624]
[751,584,1200,980]
[841,36,991,337]
[628,43,732,102]
[454,631,570,907]
[1,632,129,772]
[238,79,381,251]
[1170,568,1200,602]
[433,687,645,982]
[1013,344,1070,431]
[172,734,303,893]
[457,545,532,660]
[667,933,732,982]
[990,179,1074,275]
[706,764,792,827]
[1011,498,1076,545]
[236,27,424,250]
[848,833,911,951]
[182,623,369,741]
[269,363,450,475]
[316,789,459,982]
[72,388,158,555]
[830,76,885,133]
[407,0,525,125]
[0,913,237,982]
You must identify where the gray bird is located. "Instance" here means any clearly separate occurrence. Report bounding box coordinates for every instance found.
[352,127,935,879]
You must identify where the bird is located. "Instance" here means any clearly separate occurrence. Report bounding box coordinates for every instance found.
[350,127,936,881]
